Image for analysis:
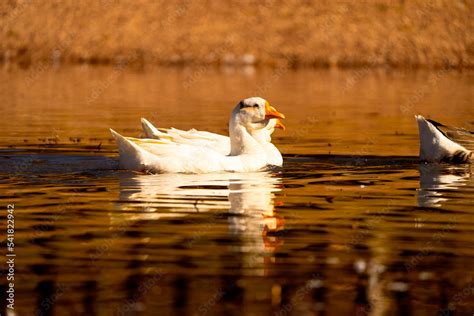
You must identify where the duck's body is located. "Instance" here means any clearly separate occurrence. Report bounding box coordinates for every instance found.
[111,130,268,173]
[141,117,284,166]
[111,97,285,173]
[415,115,472,163]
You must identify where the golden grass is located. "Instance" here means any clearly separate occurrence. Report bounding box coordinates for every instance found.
[1,0,472,68]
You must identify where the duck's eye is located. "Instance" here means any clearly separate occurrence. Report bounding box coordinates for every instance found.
[253,104,259,108]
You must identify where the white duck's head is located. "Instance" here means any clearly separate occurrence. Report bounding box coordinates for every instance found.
[229,97,285,157]
[231,97,285,131]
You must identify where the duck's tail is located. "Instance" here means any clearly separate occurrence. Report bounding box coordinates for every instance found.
[415,115,471,163]
[140,118,163,139]
[110,129,162,172]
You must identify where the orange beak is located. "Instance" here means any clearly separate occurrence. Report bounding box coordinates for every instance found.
[274,119,286,130]
[265,102,285,120]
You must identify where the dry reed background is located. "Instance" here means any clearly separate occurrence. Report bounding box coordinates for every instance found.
[0,0,472,68]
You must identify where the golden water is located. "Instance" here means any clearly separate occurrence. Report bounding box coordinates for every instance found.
[0,66,473,315]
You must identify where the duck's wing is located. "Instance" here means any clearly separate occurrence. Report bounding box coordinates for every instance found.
[110,129,265,173]
[426,119,474,152]
[141,118,230,154]
[167,127,229,143]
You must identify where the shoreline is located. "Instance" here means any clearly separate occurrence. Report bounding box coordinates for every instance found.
[2,58,474,71]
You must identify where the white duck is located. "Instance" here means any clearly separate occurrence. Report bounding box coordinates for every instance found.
[110,97,285,173]
[415,115,472,163]
[140,111,285,166]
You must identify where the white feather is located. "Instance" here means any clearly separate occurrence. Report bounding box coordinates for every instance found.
[415,115,471,163]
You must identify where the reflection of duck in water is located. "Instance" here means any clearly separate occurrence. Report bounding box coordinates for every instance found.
[118,172,284,256]
[225,173,284,273]
[417,163,472,207]
[227,174,284,252]
[118,172,233,216]
[415,115,472,163]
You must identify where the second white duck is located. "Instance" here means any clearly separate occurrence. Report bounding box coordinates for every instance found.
[415,115,472,163]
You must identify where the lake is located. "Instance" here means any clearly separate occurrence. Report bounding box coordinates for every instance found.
[0,65,473,315]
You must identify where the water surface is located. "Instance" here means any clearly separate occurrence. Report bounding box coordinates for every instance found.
[0,66,473,315]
